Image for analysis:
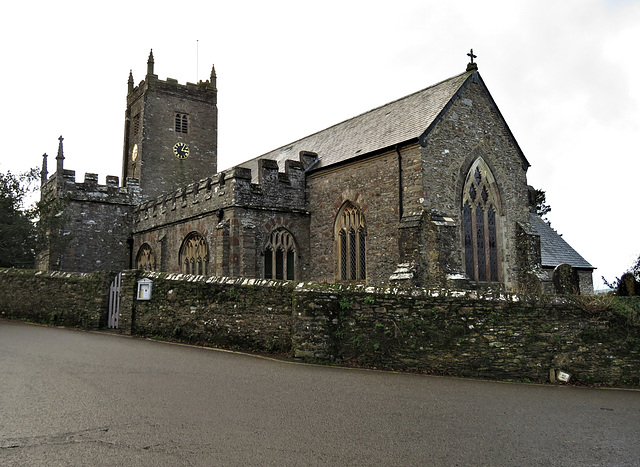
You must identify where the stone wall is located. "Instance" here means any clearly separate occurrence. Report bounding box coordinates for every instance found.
[295,286,640,384]
[2,268,637,385]
[131,273,293,352]
[306,150,405,284]
[421,76,533,289]
[123,70,218,201]
[37,170,140,273]
[0,269,111,328]
[131,159,310,279]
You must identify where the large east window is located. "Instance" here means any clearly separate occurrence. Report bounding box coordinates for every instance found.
[462,158,501,282]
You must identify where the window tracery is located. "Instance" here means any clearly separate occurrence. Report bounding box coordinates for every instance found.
[335,202,366,281]
[462,158,501,282]
[264,228,296,280]
[136,243,156,271]
[179,232,208,275]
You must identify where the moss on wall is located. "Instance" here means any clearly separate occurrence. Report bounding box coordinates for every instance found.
[2,269,638,385]
[293,285,640,385]
[131,274,294,352]
[0,268,110,328]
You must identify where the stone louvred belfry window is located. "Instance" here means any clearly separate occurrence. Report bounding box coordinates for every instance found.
[175,113,188,134]
[136,243,156,271]
[462,158,501,282]
[335,202,366,281]
[133,113,141,135]
[179,232,208,275]
[264,228,296,280]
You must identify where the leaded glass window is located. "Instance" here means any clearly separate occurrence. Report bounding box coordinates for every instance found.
[339,230,347,279]
[358,228,366,281]
[335,202,366,281]
[179,232,209,275]
[264,228,296,280]
[462,158,501,282]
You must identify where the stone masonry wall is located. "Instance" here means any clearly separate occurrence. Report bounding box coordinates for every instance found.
[131,273,294,352]
[0,269,111,328]
[295,285,640,385]
[131,160,309,279]
[306,151,404,284]
[422,76,532,290]
[2,268,637,385]
[38,171,140,273]
[125,73,218,201]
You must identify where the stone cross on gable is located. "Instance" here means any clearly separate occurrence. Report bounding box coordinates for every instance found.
[467,49,477,63]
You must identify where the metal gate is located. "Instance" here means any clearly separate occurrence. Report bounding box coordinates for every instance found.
[108,272,122,329]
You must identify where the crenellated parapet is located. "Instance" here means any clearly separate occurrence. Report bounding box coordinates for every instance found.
[127,51,217,106]
[235,158,306,209]
[42,169,141,206]
[37,162,142,273]
[133,172,231,231]
[132,155,308,232]
[128,75,217,106]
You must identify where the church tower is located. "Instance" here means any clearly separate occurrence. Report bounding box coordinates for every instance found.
[122,50,218,200]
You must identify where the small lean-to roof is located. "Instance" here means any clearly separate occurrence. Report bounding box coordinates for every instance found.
[530,214,594,270]
[238,70,475,178]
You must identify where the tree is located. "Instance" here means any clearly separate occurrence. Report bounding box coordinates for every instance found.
[0,168,39,268]
[530,187,551,223]
[631,254,640,281]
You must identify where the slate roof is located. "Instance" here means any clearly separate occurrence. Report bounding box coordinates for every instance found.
[529,214,594,269]
[238,70,474,180]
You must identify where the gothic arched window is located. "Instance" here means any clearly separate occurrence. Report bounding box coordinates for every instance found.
[179,232,208,275]
[335,202,366,281]
[264,228,296,280]
[462,158,501,282]
[136,243,156,271]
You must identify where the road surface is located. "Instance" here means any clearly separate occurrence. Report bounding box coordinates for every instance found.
[1,319,639,466]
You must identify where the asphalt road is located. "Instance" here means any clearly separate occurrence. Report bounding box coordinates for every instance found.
[1,319,639,466]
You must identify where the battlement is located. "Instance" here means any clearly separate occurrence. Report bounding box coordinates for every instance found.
[42,169,141,205]
[126,52,216,105]
[129,74,217,102]
[236,158,306,206]
[132,154,308,231]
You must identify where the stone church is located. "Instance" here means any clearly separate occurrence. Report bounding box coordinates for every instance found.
[37,50,594,294]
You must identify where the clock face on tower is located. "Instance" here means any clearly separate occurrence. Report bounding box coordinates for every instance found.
[131,144,138,161]
[173,142,190,159]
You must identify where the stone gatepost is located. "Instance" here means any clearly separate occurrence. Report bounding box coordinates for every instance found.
[117,269,141,334]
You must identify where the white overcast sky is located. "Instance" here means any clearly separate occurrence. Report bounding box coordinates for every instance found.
[1,0,638,289]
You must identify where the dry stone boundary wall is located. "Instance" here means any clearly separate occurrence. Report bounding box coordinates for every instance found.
[1,268,638,385]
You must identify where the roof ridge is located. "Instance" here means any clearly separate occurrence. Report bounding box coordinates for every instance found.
[250,70,474,159]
